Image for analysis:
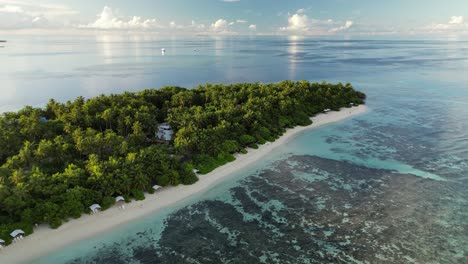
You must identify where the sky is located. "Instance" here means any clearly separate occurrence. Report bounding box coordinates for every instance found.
[1,0,468,36]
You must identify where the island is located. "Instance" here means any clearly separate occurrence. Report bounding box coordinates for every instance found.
[0,80,366,246]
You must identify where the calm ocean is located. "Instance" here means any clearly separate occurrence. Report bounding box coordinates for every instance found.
[1,35,467,263]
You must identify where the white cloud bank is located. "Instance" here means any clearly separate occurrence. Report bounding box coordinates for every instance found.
[78,7,243,35]
[449,16,464,25]
[329,21,353,32]
[280,11,353,35]
[0,4,22,12]
[0,5,47,28]
[80,6,158,30]
[280,13,309,32]
[0,0,78,29]
[426,16,468,35]
[209,18,251,34]
[210,19,229,32]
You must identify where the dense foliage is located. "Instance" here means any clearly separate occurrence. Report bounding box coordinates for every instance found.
[0,80,365,244]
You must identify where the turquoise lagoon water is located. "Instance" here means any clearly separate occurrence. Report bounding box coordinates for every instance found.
[1,36,468,263]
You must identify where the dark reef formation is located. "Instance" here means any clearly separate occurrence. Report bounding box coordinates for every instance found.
[68,155,467,264]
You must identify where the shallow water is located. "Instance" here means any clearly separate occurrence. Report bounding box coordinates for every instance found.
[58,155,467,263]
[3,35,467,263]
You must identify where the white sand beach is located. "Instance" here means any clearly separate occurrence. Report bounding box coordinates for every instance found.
[0,105,367,264]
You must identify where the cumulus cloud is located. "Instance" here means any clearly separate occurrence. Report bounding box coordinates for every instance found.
[280,13,309,32]
[236,19,247,23]
[210,18,229,32]
[449,16,464,25]
[0,1,77,29]
[0,4,48,29]
[280,12,356,35]
[428,16,468,33]
[249,24,256,31]
[80,9,237,35]
[80,6,158,30]
[329,20,353,32]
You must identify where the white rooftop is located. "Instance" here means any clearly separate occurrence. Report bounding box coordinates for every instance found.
[115,196,125,202]
[153,185,162,190]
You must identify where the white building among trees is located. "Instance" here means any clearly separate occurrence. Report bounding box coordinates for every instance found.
[156,123,174,141]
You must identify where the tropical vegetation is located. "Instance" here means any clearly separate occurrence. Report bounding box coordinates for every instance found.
[0,80,365,244]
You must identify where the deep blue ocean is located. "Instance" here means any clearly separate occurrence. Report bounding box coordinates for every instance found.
[1,35,467,263]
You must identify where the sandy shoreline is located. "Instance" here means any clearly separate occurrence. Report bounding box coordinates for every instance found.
[0,105,367,263]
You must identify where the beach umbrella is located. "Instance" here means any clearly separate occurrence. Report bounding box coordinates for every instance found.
[115,196,125,202]
[152,185,162,191]
[10,230,25,238]
[89,204,101,211]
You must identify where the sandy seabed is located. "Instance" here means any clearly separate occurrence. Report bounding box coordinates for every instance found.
[0,105,367,264]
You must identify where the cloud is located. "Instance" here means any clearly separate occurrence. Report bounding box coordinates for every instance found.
[428,16,468,33]
[191,20,205,30]
[79,8,236,35]
[280,13,309,32]
[210,18,229,32]
[280,12,356,35]
[329,20,353,32]
[0,4,23,12]
[0,1,77,29]
[297,8,305,14]
[0,3,253,35]
[449,16,464,25]
[208,18,243,34]
[80,6,158,30]
[0,5,48,29]
[0,1,77,18]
